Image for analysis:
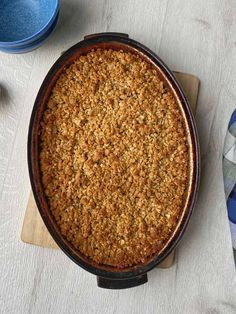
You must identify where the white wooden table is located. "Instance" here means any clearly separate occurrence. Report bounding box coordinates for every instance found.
[1,1,236,313]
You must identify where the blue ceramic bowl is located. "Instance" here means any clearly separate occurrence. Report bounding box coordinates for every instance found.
[0,12,59,54]
[0,0,59,47]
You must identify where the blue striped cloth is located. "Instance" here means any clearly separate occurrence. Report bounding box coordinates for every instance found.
[223,110,236,264]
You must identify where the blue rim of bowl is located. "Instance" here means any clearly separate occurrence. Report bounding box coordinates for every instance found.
[0,12,59,53]
[0,0,60,47]
[0,6,59,48]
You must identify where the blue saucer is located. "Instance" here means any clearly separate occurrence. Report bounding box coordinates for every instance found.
[0,0,59,47]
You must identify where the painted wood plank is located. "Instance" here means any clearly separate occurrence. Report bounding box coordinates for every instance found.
[1,1,236,313]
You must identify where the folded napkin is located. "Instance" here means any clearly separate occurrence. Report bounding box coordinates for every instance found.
[223,110,236,265]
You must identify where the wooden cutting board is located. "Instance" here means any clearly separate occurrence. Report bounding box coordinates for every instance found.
[21,71,200,268]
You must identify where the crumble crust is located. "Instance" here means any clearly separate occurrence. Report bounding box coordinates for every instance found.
[40,49,189,268]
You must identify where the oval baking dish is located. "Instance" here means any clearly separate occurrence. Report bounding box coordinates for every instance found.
[28,32,200,289]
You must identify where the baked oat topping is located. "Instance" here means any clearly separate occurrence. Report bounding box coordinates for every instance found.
[40,49,189,268]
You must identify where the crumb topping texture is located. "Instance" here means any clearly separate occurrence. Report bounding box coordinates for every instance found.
[40,49,189,268]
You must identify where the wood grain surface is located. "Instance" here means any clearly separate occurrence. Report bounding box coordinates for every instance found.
[21,71,199,270]
[1,1,236,313]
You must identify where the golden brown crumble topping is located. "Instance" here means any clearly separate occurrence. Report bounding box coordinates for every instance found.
[40,49,189,268]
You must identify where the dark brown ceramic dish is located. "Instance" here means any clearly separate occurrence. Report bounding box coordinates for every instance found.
[28,32,200,289]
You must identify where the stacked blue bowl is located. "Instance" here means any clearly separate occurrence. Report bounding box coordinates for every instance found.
[0,0,60,53]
